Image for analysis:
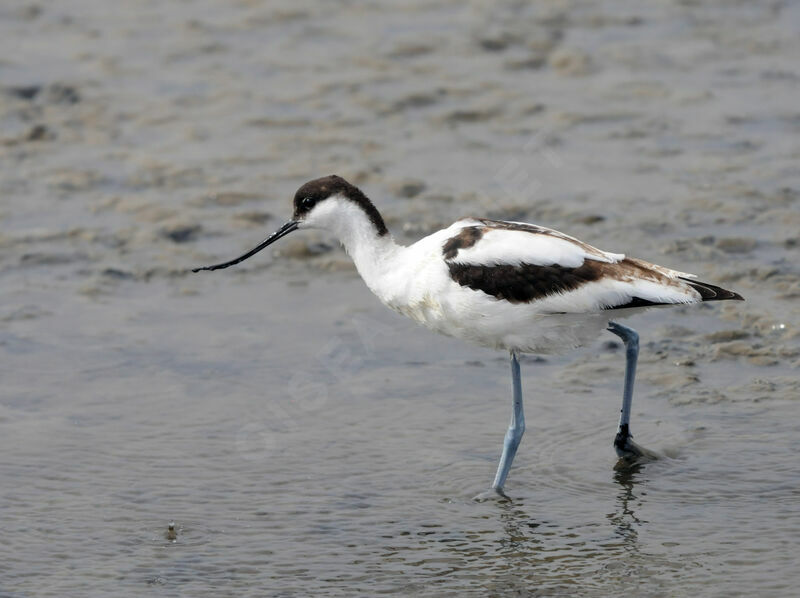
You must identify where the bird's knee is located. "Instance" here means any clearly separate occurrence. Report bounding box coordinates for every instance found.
[505,421,525,446]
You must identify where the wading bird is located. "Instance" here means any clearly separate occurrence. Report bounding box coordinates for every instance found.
[193,175,743,498]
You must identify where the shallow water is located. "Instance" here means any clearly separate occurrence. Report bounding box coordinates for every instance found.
[1,0,799,596]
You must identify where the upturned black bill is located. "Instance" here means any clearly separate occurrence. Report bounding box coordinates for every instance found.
[191,220,299,272]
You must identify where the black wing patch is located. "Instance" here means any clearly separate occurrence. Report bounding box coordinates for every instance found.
[442,227,484,260]
[448,261,606,304]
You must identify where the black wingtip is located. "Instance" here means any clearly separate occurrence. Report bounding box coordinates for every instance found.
[679,277,744,302]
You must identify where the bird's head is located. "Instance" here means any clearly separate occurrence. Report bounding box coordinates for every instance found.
[291,175,387,235]
[192,175,387,272]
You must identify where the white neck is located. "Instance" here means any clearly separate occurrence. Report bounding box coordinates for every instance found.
[338,213,401,293]
[302,196,402,292]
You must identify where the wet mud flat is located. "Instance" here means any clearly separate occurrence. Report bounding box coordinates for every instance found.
[1,0,799,596]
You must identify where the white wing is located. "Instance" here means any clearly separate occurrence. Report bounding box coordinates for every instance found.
[445,218,624,267]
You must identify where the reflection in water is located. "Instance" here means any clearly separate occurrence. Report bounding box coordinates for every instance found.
[382,462,662,595]
[608,458,648,554]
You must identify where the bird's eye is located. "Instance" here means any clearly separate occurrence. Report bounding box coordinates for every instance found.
[301,197,315,209]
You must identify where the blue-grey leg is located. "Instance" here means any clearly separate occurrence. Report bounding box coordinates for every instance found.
[607,322,645,458]
[491,351,526,494]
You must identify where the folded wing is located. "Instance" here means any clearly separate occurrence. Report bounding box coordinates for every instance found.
[443,219,740,312]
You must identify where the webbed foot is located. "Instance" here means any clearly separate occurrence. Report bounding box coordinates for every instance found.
[614,424,658,461]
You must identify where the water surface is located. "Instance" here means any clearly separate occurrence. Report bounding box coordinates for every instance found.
[1,0,799,596]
